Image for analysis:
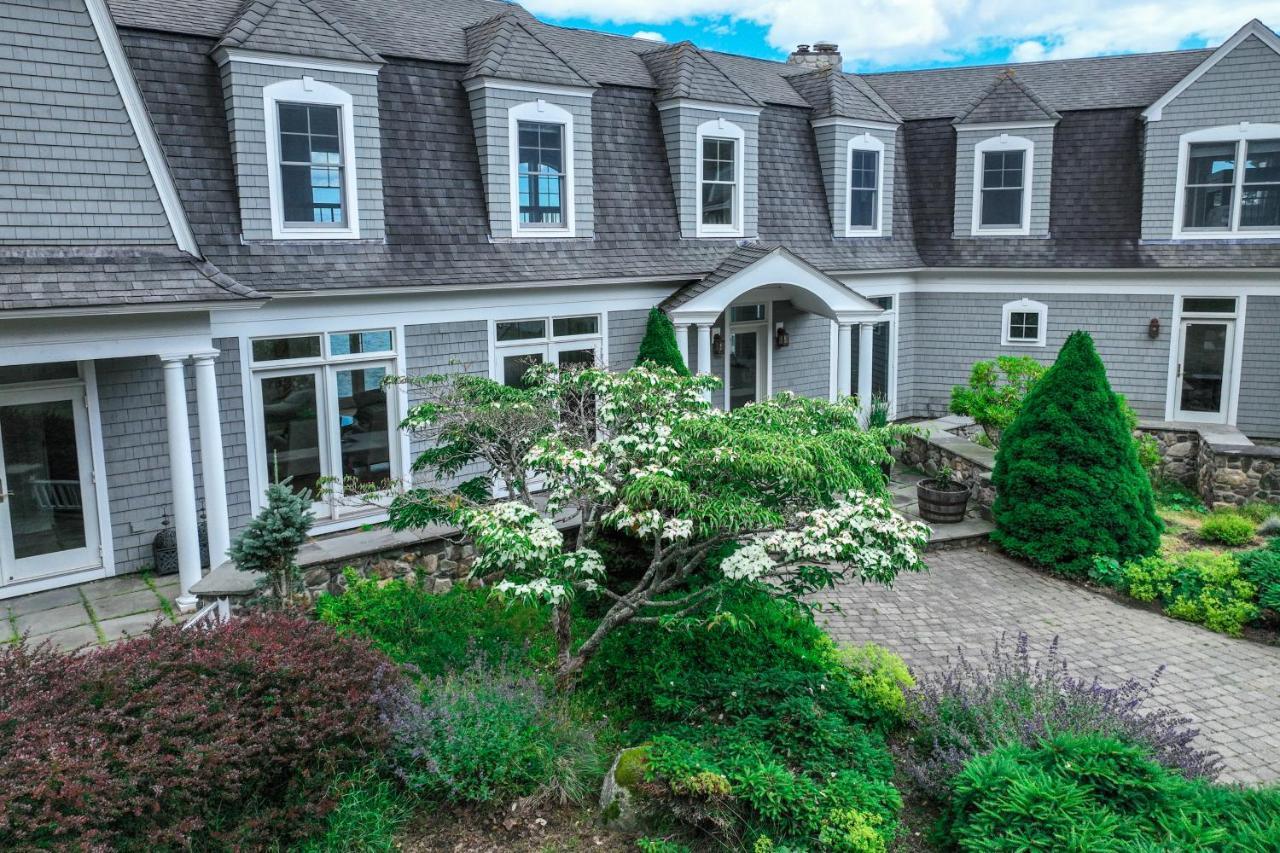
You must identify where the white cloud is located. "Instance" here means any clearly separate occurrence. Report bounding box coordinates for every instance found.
[631,30,667,41]
[521,0,1278,69]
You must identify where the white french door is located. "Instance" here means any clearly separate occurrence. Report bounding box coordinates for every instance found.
[0,383,101,585]
[726,324,766,410]
[1175,319,1235,423]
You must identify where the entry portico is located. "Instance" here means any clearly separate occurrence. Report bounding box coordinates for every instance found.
[663,245,886,411]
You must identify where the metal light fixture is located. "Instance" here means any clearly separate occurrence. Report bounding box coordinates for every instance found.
[1148,318,1161,339]
[774,323,790,349]
[712,332,725,357]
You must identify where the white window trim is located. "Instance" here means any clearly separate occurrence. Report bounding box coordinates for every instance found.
[695,118,746,238]
[971,134,1034,237]
[1164,295,1247,425]
[845,133,885,237]
[1001,298,1047,347]
[1171,123,1280,240]
[508,100,577,239]
[263,77,361,240]
[488,314,605,381]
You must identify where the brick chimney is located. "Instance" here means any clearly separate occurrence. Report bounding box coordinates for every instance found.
[787,41,843,69]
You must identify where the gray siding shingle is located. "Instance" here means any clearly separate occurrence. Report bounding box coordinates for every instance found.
[659,105,759,239]
[404,320,489,490]
[1238,295,1280,438]
[771,301,831,399]
[607,308,649,370]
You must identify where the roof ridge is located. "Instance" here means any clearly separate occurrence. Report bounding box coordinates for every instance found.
[217,0,383,63]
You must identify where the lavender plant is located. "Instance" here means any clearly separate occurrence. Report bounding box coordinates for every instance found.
[906,632,1221,796]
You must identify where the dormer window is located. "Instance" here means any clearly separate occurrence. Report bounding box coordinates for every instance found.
[508,100,576,238]
[262,78,361,240]
[846,134,885,236]
[517,121,565,226]
[971,135,1034,236]
[1182,137,1280,233]
[695,118,745,236]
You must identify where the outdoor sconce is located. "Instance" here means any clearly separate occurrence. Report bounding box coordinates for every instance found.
[1148,318,1161,339]
[712,332,725,357]
[774,323,790,349]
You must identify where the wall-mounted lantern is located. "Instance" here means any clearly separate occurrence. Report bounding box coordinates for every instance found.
[774,323,790,349]
[712,332,725,357]
[1148,318,1161,339]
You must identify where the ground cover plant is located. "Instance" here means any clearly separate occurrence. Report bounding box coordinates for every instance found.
[0,615,400,850]
[1089,551,1259,635]
[991,331,1161,576]
[1199,508,1258,546]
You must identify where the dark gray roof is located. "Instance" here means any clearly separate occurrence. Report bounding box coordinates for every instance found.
[954,69,1059,125]
[661,243,774,311]
[639,41,759,106]
[217,0,383,64]
[464,13,591,87]
[0,248,263,312]
[784,65,901,123]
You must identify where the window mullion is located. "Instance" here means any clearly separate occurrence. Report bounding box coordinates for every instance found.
[1232,140,1245,232]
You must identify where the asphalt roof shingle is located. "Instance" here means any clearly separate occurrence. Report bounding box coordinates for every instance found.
[639,41,760,106]
[784,65,901,123]
[464,13,591,87]
[953,69,1060,125]
[216,0,383,64]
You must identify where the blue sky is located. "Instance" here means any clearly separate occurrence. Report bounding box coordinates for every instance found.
[521,2,1278,72]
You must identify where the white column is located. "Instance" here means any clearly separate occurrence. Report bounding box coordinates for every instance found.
[674,323,690,371]
[193,351,231,569]
[858,322,875,425]
[836,322,853,398]
[696,322,716,402]
[162,355,202,612]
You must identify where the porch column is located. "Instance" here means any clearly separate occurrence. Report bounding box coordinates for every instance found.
[858,322,875,425]
[836,322,853,398]
[193,351,231,569]
[695,323,713,402]
[673,323,690,371]
[161,355,201,611]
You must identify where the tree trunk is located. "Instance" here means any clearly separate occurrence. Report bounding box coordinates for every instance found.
[552,601,576,690]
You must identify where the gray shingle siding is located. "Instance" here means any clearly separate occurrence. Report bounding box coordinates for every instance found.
[815,123,896,238]
[1238,295,1280,438]
[467,85,594,238]
[0,0,173,245]
[219,59,384,241]
[404,320,489,490]
[771,301,831,399]
[659,105,759,238]
[607,308,649,370]
[1141,35,1280,240]
[897,291,1173,419]
[214,337,254,537]
[953,124,1054,238]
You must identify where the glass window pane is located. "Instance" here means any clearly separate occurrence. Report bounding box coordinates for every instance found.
[702,182,734,225]
[871,296,893,310]
[517,121,564,225]
[0,362,79,385]
[1,399,87,559]
[1008,311,1040,340]
[1180,323,1228,413]
[1186,142,1236,185]
[1240,186,1280,228]
[280,133,311,163]
[552,316,599,337]
[981,187,1023,226]
[850,189,877,228]
[730,305,765,323]
[502,353,544,388]
[278,103,309,133]
[496,320,547,342]
[982,150,1024,189]
[252,336,322,362]
[1183,185,1234,229]
[850,149,878,190]
[260,373,323,497]
[557,348,594,369]
[1182,297,1236,314]
[336,366,391,488]
[308,105,339,136]
[329,330,393,356]
[278,103,344,225]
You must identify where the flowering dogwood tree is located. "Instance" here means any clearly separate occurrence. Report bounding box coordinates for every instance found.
[391,364,927,690]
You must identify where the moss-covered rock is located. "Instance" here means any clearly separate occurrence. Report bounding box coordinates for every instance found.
[600,745,651,830]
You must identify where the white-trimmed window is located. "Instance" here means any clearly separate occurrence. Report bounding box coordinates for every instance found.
[249,330,397,523]
[492,314,602,387]
[1175,124,1280,238]
[263,78,360,240]
[1001,299,1047,346]
[846,134,884,236]
[696,118,745,237]
[972,135,1033,236]
[509,100,576,238]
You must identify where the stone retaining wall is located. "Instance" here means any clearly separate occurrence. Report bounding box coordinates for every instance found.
[899,416,997,517]
[1196,441,1280,509]
[1143,426,1202,487]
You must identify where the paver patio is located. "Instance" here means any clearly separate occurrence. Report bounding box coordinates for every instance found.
[2,574,181,651]
[816,547,1280,785]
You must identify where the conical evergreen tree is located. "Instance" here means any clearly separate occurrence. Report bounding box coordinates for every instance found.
[634,307,690,375]
[991,330,1161,575]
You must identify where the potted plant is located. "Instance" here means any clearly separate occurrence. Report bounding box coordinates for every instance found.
[867,394,894,482]
[917,465,970,524]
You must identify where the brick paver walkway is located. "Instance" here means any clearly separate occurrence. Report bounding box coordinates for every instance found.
[815,547,1280,785]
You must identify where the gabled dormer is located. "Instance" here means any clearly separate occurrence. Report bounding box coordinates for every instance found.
[212,0,385,242]
[786,66,901,238]
[640,42,763,239]
[1140,20,1280,241]
[462,13,596,240]
[952,70,1059,238]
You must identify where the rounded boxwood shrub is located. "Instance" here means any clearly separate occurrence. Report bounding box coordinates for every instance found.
[991,330,1161,575]
[0,614,400,850]
[634,307,690,375]
[1199,509,1256,546]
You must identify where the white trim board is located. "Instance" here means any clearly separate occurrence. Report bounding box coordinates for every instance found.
[213,47,382,76]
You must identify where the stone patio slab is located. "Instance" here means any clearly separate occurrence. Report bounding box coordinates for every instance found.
[91,589,164,621]
[36,623,101,652]
[4,585,84,617]
[14,602,91,638]
[97,612,166,644]
[79,574,154,601]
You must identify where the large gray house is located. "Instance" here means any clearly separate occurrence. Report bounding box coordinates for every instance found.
[1,0,1278,607]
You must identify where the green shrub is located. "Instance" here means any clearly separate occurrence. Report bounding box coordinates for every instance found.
[991,331,1161,576]
[1238,501,1280,524]
[936,733,1280,852]
[1153,480,1206,514]
[837,643,915,725]
[316,572,552,678]
[1121,551,1258,635]
[296,768,412,853]
[1237,547,1280,611]
[948,355,1045,445]
[1199,509,1257,546]
[634,307,691,375]
[228,479,314,603]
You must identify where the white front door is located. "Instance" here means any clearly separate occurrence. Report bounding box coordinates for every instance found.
[0,384,101,585]
[1175,319,1235,423]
